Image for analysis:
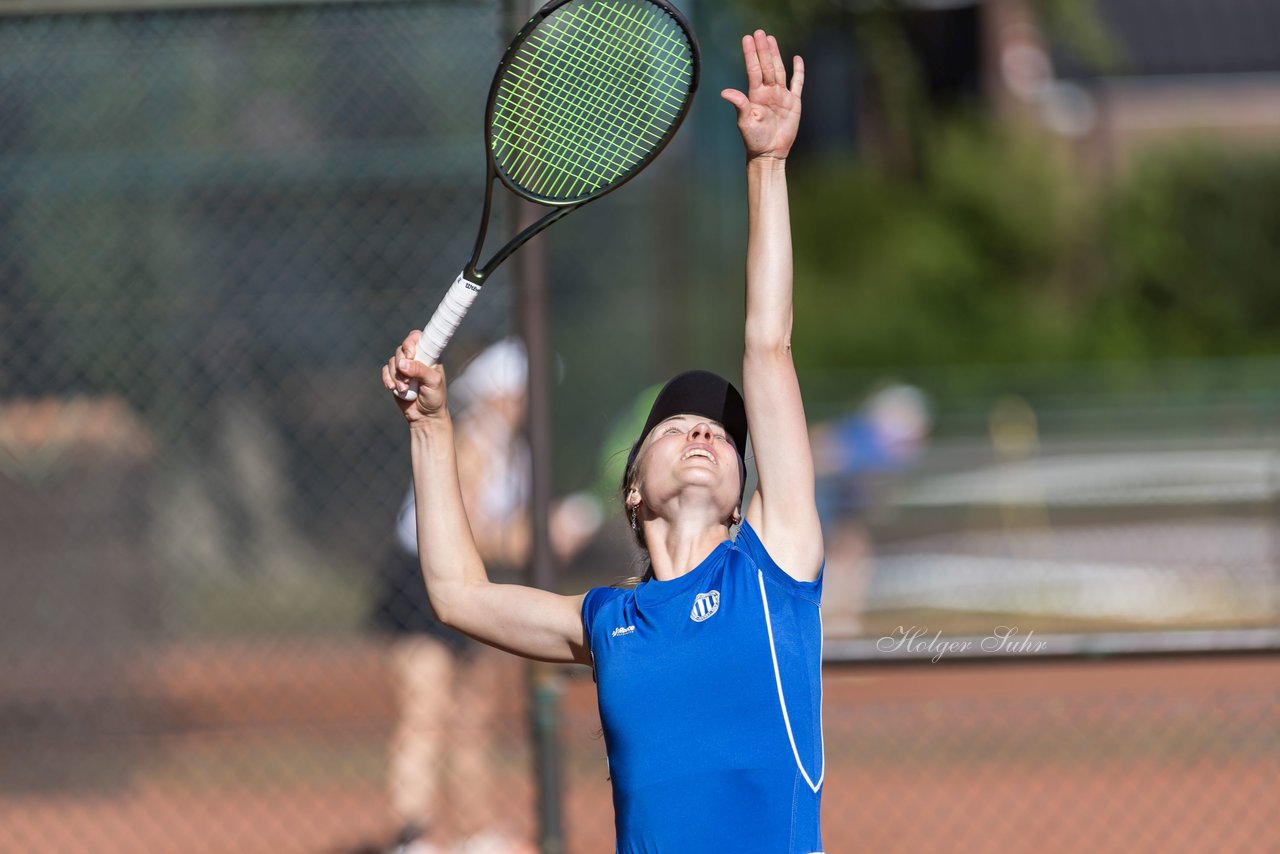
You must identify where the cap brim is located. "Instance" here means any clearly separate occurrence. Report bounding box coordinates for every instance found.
[639,370,748,454]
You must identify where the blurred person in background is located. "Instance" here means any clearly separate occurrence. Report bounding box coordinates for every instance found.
[371,338,601,854]
[811,384,931,635]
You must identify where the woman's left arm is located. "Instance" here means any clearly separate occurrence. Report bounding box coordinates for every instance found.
[723,30,823,581]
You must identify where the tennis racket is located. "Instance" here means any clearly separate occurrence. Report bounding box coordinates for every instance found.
[397,0,700,400]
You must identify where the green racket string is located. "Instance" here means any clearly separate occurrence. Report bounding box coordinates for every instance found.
[490,0,694,203]
[494,1,688,196]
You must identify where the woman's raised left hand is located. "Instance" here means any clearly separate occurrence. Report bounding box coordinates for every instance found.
[720,30,804,162]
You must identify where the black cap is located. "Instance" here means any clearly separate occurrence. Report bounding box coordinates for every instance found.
[631,370,748,462]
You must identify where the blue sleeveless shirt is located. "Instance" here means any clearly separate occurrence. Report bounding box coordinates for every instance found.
[581,520,825,854]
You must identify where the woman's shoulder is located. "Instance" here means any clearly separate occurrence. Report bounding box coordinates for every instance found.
[732,519,823,601]
[581,584,631,632]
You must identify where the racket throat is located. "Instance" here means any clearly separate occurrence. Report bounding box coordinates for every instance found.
[480,205,574,277]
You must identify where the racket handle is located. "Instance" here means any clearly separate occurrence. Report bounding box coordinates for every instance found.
[396,271,482,401]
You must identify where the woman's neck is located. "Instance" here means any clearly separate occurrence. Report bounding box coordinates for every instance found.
[644,513,731,581]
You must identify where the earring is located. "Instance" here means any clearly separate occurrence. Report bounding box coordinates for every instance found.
[630,506,638,531]
[729,509,742,526]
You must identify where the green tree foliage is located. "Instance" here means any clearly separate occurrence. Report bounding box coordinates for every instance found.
[1094,144,1280,358]
[790,121,1083,370]
[790,131,1280,369]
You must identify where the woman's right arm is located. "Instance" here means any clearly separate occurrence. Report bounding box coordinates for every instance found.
[384,332,592,665]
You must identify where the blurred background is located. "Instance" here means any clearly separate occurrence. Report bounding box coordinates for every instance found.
[1,0,1277,851]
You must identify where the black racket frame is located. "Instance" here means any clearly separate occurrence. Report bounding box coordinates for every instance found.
[463,0,701,285]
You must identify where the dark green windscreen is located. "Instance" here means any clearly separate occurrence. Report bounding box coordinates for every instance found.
[490,0,695,203]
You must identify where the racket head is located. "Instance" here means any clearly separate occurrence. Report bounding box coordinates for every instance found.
[484,0,700,207]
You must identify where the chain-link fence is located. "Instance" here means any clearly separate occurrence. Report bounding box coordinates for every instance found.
[2,0,1278,852]
[2,2,560,851]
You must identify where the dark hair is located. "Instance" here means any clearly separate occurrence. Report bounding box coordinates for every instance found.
[619,433,654,586]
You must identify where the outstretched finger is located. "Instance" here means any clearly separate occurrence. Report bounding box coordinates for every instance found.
[790,54,805,98]
[753,30,774,86]
[767,35,787,89]
[741,34,762,90]
[720,88,749,111]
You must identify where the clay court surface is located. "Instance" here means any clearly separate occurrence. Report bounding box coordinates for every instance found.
[1,643,1275,853]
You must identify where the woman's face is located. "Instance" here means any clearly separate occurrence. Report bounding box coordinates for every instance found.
[630,413,742,519]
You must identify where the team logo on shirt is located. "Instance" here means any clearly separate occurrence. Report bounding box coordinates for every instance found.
[689,590,720,622]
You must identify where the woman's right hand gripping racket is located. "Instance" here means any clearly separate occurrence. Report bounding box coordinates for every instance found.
[395,0,700,400]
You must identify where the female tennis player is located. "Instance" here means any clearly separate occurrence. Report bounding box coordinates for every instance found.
[383,30,822,853]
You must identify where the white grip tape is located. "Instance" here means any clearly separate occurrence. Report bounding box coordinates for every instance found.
[417,272,481,365]
[397,271,481,401]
